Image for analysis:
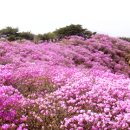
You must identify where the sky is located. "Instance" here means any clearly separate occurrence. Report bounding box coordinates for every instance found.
[0,0,130,37]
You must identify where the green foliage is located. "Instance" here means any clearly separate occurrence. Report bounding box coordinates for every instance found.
[0,27,19,41]
[120,37,130,42]
[40,33,50,41]
[18,32,34,40]
[54,24,94,39]
[7,35,16,41]
[36,34,44,41]
[0,24,96,42]
[0,27,34,41]
[36,32,56,41]
[35,34,48,41]
[0,27,18,36]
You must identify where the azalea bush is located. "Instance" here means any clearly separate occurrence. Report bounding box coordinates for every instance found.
[0,34,130,129]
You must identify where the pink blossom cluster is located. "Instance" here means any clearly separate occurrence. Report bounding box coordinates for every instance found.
[0,34,130,129]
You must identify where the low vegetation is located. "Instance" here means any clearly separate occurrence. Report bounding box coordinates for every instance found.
[0,34,130,129]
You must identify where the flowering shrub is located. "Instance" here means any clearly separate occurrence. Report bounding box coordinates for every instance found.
[0,85,28,129]
[0,34,130,129]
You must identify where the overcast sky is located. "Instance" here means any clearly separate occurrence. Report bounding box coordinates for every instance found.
[0,0,129,37]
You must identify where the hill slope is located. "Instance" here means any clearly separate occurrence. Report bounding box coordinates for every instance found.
[0,34,130,129]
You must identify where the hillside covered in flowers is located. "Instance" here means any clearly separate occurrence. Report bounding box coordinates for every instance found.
[1,34,130,130]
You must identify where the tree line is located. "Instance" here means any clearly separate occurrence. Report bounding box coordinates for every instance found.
[0,24,96,43]
[120,37,130,42]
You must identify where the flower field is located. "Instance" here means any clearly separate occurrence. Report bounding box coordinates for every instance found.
[1,34,130,129]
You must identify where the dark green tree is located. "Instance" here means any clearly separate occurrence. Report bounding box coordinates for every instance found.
[36,32,56,42]
[18,32,34,40]
[120,37,130,42]
[0,27,18,36]
[7,35,16,41]
[54,24,94,40]
[0,27,19,41]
